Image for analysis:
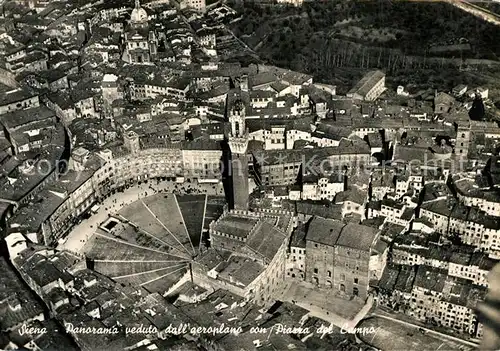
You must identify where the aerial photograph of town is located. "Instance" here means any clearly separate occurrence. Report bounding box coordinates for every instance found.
[1,0,500,350]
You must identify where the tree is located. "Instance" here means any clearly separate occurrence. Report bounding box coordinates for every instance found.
[243,22,254,35]
[469,96,485,120]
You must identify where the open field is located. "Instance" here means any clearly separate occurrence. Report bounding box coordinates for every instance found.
[99,220,176,254]
[113,264,188,286]
[118,201,168,241]
[142,194,196,257]
[60,179,227,297]
[83,234,176,261]
[229,0,500,94]
[93,260,188,278]
[358,316,474,351]
[279,280,364,325]
[176,194,206,251]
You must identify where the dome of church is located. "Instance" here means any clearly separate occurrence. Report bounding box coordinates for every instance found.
[130,0,148,24]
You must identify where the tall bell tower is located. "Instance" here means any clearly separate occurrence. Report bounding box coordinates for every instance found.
[227,97,249,211]
[455,125,470,157]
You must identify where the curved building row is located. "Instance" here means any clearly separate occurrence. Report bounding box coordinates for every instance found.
[3,137,224,247]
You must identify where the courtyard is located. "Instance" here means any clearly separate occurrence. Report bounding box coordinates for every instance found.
[277,280,369,329]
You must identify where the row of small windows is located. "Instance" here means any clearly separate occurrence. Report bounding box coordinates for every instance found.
[312,269,359,283]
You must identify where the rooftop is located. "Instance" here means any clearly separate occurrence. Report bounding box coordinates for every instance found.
[336,222,379,252]
[215,255,264,287]
[394,265,417,293]
[0,105,54,131]
[306,217,344,246]
[306,217,378,251]
[347,70,385,98]
[0,88,37,107]
[413,266,447,293]
[379,263,400,291]
[246,220,286,262]
[420,198,455,217]
[212,215,258,239]
[8,189,66,234]
[0,257,44,331]
[290,223,307,248]
[334,187,367,205]
[287,200,343,220]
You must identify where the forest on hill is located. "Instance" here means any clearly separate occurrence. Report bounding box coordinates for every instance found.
[229,0,500,94]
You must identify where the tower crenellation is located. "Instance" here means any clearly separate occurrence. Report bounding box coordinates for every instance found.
[228,98,246,139]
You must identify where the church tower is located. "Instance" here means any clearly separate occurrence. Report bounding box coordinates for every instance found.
[124,130,140,154]
[455,121,470,157]
[227,97,249,211]
[130,0,148,28]
[123,0,156,64]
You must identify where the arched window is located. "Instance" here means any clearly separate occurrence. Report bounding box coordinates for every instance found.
[234,121,240,137]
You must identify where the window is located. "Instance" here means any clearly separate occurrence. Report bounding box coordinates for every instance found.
[234,121,240,136]
[314,268,318,274]
[327,271,332,278]
[353,287,359,296]
[354,278,358,284]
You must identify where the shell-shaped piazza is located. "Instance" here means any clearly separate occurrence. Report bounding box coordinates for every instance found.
[82,194,225,294]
